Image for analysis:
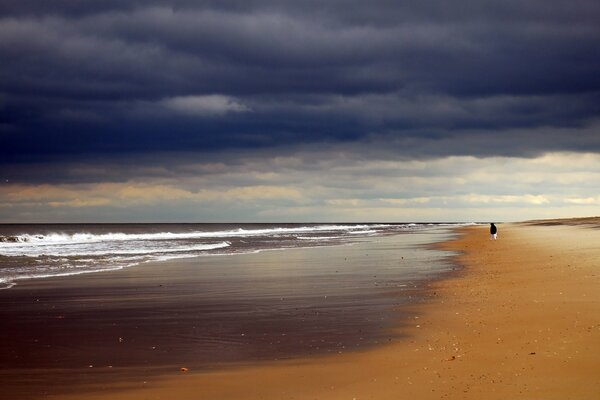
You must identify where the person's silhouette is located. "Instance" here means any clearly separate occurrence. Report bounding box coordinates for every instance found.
[490,223,497,240]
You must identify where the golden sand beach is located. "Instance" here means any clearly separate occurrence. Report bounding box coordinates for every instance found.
[42,219,600,399]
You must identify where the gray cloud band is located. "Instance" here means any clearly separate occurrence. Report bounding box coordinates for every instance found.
[1,0,599,166]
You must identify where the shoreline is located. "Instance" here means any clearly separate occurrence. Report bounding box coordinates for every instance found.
[0,223,462,291]
[40,220,600,399]
[1,229,457,399]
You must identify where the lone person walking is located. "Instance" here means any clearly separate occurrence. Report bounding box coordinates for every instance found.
[490,223,498,240]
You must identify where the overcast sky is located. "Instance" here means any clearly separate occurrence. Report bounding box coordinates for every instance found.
[1,0,599,222]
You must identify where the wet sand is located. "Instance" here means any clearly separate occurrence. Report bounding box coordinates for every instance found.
[37,220,600,399]
[1,231,455,399]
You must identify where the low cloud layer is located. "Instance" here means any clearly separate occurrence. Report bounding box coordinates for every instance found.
[2,151,599,222]
[1,1,599,221]
[161,95,250,116]
[1,1,600,161]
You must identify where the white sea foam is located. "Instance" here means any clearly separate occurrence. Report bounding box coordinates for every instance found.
[0,241,230,257]
[0,245,234,289]
[0,264,130,290]
[296,236,341,240]
[0,225,386,246]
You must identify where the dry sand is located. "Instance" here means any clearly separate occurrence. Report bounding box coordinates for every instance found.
[45,221,600,400]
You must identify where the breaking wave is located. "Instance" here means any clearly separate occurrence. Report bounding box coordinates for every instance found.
[0,223,472,289]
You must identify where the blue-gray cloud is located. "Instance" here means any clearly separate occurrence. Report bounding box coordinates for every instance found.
[1,0,600,168]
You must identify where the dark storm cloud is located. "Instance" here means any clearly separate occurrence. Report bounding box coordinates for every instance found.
[1,0,600,166]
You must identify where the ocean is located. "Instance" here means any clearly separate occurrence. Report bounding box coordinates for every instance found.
[0,223,466,290]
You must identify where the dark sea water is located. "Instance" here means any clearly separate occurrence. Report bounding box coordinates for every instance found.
[0,223,468,290]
